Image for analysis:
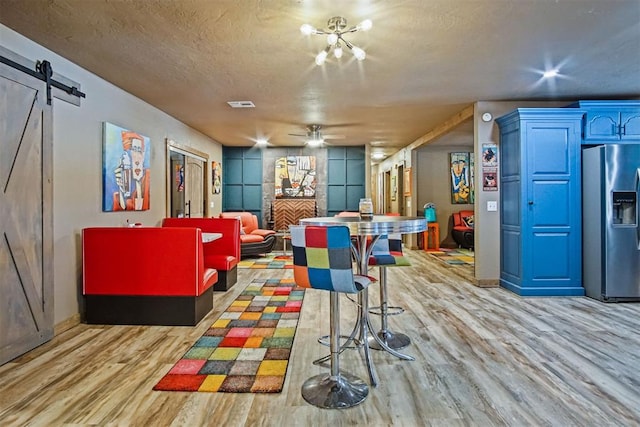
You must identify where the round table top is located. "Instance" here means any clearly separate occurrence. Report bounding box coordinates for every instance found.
[299,215,427,235]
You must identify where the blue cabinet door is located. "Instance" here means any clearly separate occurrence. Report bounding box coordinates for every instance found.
[621,111,640,140]
[497,109,584,296]
[524,119,583,294]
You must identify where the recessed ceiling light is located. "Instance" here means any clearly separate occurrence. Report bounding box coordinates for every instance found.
[542,69,559,79]
[372,152,385,159]
[227,101,255,108]
[256,138,268,145]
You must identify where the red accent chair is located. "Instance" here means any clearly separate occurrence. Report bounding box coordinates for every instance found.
[219,212,277,257]
[82,227,218,326]
[452,210,474,249]
[162,217,240,291]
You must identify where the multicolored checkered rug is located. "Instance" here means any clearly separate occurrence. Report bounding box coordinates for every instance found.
[429,248,475,266]
[238,254,293,269]
[153,278,304,393]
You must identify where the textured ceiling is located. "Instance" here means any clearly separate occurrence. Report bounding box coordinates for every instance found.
[1,0,639,160]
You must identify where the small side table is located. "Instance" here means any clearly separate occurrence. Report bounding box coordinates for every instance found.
[423,223,440,251]
[275,229,291,256]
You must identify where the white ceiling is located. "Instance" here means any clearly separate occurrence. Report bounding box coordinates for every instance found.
[1,0,639,160]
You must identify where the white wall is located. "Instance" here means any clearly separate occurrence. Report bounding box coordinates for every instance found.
[1,24,223,326]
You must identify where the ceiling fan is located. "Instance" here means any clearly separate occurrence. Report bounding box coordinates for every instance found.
[288,124,346,146]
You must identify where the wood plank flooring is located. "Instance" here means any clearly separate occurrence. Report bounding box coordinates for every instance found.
[1,249,639,426]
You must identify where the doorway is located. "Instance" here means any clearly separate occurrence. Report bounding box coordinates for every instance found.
[166,141,208,218]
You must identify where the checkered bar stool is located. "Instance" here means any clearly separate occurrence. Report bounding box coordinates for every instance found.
[367,233,412,350]
[290,225,372,409]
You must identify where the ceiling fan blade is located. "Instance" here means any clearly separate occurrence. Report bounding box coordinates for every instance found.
[288,133,307,137]
[324,134,346,139]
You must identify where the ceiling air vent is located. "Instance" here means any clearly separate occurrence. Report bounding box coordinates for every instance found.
[227,101,255,108]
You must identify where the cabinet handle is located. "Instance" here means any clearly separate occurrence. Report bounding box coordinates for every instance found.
[621,124,626,136]
[528,201,534,205]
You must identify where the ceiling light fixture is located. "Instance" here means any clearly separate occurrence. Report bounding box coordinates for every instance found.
[305,125,324,146]
[300,16,372,66]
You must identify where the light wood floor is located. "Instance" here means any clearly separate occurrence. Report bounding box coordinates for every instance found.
[1,249,639,426]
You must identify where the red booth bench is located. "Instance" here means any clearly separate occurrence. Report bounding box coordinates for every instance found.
[82,227,218,326]
[162,217,240,291]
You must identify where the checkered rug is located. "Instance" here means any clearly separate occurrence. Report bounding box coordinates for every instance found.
[153,278,304,393]
[429,248,475,266]
[238,254,293,269]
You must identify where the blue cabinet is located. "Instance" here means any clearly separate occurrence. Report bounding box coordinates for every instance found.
[570,100,640,143]
[496,109,585,296]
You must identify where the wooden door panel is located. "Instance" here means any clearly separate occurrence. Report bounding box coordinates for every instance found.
[185,157,203,218]
[1,63,53,365]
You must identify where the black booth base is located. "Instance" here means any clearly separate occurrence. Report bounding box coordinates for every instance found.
[213,267,237,292]
[84,286,213,326]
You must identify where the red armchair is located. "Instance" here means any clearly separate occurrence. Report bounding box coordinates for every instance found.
[82,227,218,326]
[219,212,277,257]
[162,217,240,291]
[452,210,474,249]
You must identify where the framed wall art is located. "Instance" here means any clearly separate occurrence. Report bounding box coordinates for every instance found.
[212,161,221,194]
[275,156,316,198]
[450,152,471,204]
[102,122,151,211]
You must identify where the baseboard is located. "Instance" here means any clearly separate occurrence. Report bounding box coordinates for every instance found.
[54,313,81,335]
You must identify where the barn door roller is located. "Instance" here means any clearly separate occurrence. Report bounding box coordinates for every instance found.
[0,55,86,105]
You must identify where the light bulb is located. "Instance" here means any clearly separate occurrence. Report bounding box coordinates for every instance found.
[334,45,343,58]
[327,33,338,45]
[357,19,372,31]
[352,46,366,60]
[307,138,323,147]
[300,24,315,35]
[315,50,328,65]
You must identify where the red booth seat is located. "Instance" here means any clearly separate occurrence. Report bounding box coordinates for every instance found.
[82,227,218,326]
[161,217,240,291]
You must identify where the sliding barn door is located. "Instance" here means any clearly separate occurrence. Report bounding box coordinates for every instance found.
[0,62,54,365]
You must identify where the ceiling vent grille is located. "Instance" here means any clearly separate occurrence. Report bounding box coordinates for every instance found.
[227,101,255,108]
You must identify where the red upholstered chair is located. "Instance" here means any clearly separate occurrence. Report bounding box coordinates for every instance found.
[219,212,277,257]
[452,210,474,249]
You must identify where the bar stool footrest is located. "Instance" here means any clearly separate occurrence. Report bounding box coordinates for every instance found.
[317,334,359,349]
[368,305,405,316]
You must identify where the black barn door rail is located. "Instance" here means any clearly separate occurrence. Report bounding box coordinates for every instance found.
[0,55,86,105]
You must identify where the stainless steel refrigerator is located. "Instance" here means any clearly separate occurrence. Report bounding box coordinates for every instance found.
[582,144,640,302]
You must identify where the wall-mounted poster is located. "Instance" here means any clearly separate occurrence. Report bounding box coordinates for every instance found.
[483,168,498,191]
[212,161,221,194]
[102,122,151,211]
[450,152,471,204]
[275,156,316,198]
[482,143,498,167]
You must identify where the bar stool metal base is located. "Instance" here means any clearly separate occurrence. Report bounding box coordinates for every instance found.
[367,330,411,350]
[301,373,369,409]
